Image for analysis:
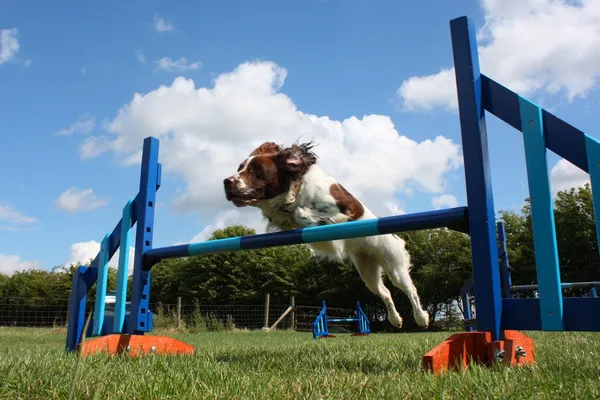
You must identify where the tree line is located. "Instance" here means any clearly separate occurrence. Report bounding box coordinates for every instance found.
[1,184,598,330]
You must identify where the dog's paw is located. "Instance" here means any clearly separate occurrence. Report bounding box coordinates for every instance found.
[388,313,403,329]
[414,310,430,328]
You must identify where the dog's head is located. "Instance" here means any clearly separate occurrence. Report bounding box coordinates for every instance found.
[223,141,317,207]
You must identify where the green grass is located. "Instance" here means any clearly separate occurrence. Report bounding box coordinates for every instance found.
[1,327,599,399]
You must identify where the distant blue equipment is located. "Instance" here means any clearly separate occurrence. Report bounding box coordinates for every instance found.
[312,300,370,339]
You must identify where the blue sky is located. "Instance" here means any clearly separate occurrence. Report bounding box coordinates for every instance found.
[1,0,599,273]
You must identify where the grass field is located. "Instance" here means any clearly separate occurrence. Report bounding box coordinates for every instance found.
[1,327,600,399]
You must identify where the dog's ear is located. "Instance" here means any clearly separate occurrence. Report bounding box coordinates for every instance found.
[250,142,282,157]
[276,142,317,174]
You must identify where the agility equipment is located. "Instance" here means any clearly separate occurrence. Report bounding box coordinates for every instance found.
[312,300,370,339]
[460,220,600,332]
[66,15,600,375]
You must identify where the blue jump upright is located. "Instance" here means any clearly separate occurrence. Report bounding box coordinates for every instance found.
[66,14,600,372]
[312,300,370,339]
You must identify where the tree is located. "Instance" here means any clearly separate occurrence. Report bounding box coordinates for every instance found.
[400,229,472,325]
[151,225,314,305]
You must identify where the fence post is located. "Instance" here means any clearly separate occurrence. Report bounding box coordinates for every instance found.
[177,297,182,328]
[264,293,270,329]
[290,296,295,330]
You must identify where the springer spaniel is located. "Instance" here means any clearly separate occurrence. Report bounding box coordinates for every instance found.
[223,141,429,329]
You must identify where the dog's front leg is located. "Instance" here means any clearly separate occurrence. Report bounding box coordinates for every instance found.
[294,201,348,227]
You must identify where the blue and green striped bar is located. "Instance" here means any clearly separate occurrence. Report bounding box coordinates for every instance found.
[92,233,111,336]
[144,206,469,265]
[584,134,600,257]
[519,96,564,331]
[113,198,134,333]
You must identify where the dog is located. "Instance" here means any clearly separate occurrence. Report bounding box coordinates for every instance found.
[223,141,429,329]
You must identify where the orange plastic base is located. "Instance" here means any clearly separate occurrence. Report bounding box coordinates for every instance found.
[423,330,534,374]
[78,334,194,357]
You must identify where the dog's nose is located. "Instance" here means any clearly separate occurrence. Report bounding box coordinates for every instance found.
[223,177,234,186]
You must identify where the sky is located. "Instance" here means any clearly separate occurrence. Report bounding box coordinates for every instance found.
[1,0,599,275]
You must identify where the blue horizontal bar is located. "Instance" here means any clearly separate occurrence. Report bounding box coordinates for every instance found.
[191,237,241,255]
[378,207,469,234]
[512,281,600,291]
[329,318,358,322]
[459,275,474,297]
[242,230,303,249]
[143,206,469,266]
[302,219,379,243]
[502,297,600,331]
[482,75,588,173]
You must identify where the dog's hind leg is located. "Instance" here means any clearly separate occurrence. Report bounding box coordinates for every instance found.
[350,252,404,329]
[378,237,430,328]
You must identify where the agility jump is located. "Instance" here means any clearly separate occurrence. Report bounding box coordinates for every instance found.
[66,15,600,373]
[312,300,370,339]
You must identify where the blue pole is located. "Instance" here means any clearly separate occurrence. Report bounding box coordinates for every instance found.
[144,207,469,265]
[450,16,503,341]
[113,199,134,333]
[92,234,110,336]
[519,97,565,331]
[129,137,161,334]
[497,221,513,298]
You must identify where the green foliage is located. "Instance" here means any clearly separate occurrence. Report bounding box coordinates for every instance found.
[400,229,472,324]
[151,225,313,306]
[497,183,599,296]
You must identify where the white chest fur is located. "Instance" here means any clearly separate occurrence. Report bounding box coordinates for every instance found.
[257,165,351,231]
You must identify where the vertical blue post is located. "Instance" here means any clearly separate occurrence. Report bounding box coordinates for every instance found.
[92,234,110,336]
[584,135,600,256]
[129,137,160,334]
[519,97,565,331]
[462,293,472,332]
[113,199,134,333]
[66,266,91,351]
[450,16,503,341]
[497,221,513,298]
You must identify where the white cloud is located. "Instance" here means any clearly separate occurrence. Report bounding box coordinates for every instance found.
[0,203,36,224]
[431,194,459,209]
[383,201,406,217]
[0,253,43,275]
[190,208,266,243]
[55,187,108,213]
[56,114,95,136]
[0,204,37,231]
[550,159,590,196]
[79,136,110,159]
[135,49,146,63]
[66,240,135,272]
[155,57,201,73]
[77,60,462,227]
[398,68,458,112]
[0,28,19,65]
[154,14,174,33]
[398,0,600,111]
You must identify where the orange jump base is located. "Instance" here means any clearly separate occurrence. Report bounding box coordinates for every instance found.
[78,334,195,357]
[423,330,535,374]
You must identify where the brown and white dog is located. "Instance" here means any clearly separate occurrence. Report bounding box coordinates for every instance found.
[223,141,429,329]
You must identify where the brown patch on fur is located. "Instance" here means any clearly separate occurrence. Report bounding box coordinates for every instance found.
[249,142,282,156]
[274,142,318,177]
[329,183,364,220]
